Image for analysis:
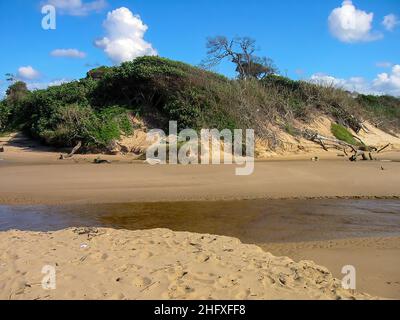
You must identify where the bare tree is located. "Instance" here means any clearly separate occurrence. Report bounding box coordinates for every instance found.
[202,36,277,80]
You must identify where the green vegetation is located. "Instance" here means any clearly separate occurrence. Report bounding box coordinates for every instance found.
[331,123,360,146]
[91,56,237,131]
[356,95,400,130]
[0,101,11,132]
[1,56,399,151]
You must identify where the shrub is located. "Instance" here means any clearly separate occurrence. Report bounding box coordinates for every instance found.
[0,101,11,132]
[35,104,133,148]
[86,66,112,80]
[356,94,400,130]
[5,81,29,106]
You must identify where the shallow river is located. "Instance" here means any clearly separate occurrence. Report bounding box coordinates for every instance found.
[1,199,400,243]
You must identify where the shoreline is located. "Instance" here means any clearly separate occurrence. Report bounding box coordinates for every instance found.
[1,195,400,207]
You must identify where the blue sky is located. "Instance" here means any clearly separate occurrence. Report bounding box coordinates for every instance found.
[0,0,399,97]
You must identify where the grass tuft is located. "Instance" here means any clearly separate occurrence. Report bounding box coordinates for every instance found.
[331,123,359,146]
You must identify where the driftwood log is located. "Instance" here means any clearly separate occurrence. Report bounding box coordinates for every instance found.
[59,141,82,160]
[93,158,111,164]
[304,130,390,162]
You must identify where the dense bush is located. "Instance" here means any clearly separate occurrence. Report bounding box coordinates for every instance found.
[33,104,133,148]
[91,56,238,131]
[1,79,132,149]
[0,101,11,132]
[1,56,399,151]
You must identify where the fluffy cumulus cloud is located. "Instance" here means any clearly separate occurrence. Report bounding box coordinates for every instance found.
[328,0,382,43]
[310,64,400,97]
[50,49,86,58]
[373,65,400,96]
[95,7,157,64]
[382,14,399,31]
[27,79,70,91]
[17,66,41,80]
[46,0,107,16]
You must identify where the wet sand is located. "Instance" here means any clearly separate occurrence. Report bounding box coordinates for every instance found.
[1,158,400,205]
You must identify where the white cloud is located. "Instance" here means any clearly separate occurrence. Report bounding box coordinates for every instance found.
[382,14,399,31]
[328,0,382,43]
[310,65,400,97]
[310,73,371,94]
[373,65,400,96]
[95,7,157,64]
[51,49,86,58]
[46,0,107,16]
[27,79,70,91]
[17,66,41,80]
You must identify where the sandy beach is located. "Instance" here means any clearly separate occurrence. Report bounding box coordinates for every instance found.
[1,137,400,300]
[1,151,400,205]
[0,227,374,300]
[262,237,400,299]
[1,132,400,205]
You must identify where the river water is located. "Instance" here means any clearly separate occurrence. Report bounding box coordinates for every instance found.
[1,199,400,243]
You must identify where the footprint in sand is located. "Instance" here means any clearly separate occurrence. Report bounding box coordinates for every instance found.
[133,251,154,260]
[217,275,240,288]
[132,276,152,288]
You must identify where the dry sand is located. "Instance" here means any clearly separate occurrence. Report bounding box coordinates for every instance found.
[1,149,400,205]
[0,227,372,300]
[261,237,400,300]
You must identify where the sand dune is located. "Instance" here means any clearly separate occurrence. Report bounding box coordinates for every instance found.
[0,228,372,300]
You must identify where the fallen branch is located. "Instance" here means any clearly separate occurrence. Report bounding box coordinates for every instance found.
[352,135,367,147]
[305,131,357,153]
[303,130,391,162]
[377,143,390,154]
[60,141,82,160]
